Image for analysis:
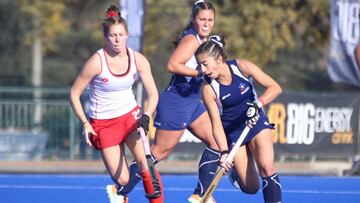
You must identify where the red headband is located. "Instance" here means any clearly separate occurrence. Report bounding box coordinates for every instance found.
[107,11,119,18]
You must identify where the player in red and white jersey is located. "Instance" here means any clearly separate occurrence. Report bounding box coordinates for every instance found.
[88,47,138,120]
[70,5,163,203]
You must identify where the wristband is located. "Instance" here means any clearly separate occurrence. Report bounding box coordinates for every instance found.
[220,150,229,156]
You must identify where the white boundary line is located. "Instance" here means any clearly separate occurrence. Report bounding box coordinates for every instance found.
[0,185,360,195]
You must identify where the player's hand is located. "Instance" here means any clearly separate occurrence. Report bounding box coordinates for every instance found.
[246,102,260,128]
[219,150,232,172]
[246,114,260,128]
[137,114,150,134]
[82,122,97,147]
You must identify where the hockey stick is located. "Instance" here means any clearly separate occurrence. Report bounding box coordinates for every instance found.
[200,125,251,203]
[139,127,161,199]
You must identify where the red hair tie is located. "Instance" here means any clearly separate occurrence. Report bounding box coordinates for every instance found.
[107,11,119,17]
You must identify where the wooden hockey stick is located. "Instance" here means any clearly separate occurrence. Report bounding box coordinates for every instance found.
[200,125,251,203]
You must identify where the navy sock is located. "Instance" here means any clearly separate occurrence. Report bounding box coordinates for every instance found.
[194,147,220,195]
[117,154,158,196]
[262,173,282,203]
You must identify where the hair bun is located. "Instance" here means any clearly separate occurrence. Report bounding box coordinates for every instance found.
[106,5,120,18]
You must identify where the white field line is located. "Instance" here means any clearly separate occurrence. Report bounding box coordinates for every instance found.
[0,185,359,195]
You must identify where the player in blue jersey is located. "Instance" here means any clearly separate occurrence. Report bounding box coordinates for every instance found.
[118,1,219,203]
[195,35,283,203]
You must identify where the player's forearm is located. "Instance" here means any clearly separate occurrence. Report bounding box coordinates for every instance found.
[167,62,198,77]
[212,128,229,152]
[69,86,88,123]
[70,96,88,124]
[142,93,158,116]
[259,84,282,106]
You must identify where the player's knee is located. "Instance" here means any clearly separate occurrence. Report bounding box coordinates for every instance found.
[206,141,219,151]
[202,133,219,150]
[258,165,276,177]
[113,175,129,186]
[151,146,172,161]
[240,183,260,194]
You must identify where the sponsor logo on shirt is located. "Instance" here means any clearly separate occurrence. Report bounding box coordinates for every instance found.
[222,93,231,100]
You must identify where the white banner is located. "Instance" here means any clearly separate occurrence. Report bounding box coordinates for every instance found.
[120,0,144,52]
[120,0,145,104]
[327,0,360,86]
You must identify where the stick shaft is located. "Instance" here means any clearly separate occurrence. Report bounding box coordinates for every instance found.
[200,126,251,203]
[200,168,225,203]
[139,128,151,155]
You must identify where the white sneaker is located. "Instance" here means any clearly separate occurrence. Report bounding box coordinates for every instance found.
[106,184,128,203]
[188,193,216,203]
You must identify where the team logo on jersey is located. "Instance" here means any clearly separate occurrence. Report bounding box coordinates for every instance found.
[101,77,109,84]
[239,83,249,95]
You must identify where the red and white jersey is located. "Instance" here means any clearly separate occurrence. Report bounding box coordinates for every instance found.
[88,48,138,119]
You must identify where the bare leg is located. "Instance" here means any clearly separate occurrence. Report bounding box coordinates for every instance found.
[101,144,129,185]
[248,129,276,177]
[126,130,164,203]
[151,129,184,161]
[232,145,260,194]
[188,111,218,150]
[248,129,282,202]
[125,130,148,172]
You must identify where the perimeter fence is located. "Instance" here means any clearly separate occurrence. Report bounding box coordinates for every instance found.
[0,86,359,175]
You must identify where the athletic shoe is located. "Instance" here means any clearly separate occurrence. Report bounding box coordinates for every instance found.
[188,193,216,203]
[106,184,128,203]
[228,167,240,189]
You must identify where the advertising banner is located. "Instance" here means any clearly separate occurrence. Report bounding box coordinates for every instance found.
[269,93,359,157]
[327,0,360,87]
[175,93,360,158]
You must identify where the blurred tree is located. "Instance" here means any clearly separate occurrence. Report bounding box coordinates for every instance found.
[212,0,330,66]
[143,0,191,89]
[142,0,333,91]
[1,0,355,91]
[0,0,29,85]
[43,0,113,86]
[16,0,69,87]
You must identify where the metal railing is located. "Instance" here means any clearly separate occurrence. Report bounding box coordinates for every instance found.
[0,87,97,161]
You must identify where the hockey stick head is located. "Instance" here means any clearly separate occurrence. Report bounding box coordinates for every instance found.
[145,189,161,199]
[139,127,162,200]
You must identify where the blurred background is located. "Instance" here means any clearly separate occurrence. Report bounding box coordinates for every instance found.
[0,0,359,176]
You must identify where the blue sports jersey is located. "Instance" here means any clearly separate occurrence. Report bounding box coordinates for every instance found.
[154,27,206,130]
[208,60,274,147]
[165,27,204,98]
